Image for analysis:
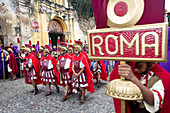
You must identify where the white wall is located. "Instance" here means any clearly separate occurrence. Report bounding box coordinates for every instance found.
[165,0,170,12]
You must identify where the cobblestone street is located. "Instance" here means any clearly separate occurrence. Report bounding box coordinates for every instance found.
[0,78,115,113]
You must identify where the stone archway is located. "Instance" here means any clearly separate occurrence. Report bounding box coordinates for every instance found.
[48,17,67,47]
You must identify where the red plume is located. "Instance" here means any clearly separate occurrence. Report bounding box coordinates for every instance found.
[17,38,20,43]
[44,45,52,51]
[57,39,60,43]
[25,44,33,48]
[37,40,39,45]
[60,42,67,47]
[74,40,83,46]
[29,40,32,45]
[41,46,44,49]
[49,39,52,44]
[66,39,68,43]
[84,40,86,43]
[69,45,73,48]
[70,40,72,43]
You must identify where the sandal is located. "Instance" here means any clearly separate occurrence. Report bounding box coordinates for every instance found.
[45,92,52,96]
[10,77,17,81]
[79,99,85,105]
[68,90,72,95]
[62,95,67,101]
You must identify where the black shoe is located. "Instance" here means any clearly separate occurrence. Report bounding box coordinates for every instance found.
[34,89,39,95]
[97,81,100,88]
[56,86,60,93]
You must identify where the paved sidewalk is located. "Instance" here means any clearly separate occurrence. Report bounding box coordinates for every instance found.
[0,78,115,113]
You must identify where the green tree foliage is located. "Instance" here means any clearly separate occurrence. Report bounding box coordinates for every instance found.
[69,0,93,19]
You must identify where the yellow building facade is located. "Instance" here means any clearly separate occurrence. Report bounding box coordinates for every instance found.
[31,0,74,47]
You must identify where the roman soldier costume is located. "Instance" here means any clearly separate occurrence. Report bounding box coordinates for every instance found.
[56,42,72,101]
[71,44,95,104]
[24,44,41,95]
[90,60,107,87]
[40,45,59,96]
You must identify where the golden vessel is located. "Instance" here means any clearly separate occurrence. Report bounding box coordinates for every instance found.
[105,79,143,100]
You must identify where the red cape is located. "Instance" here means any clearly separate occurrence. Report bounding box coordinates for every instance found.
[24,53,41,85]
[110,62,170,113]
[82,51,91,66]
[72,53,95,93]
[31,52,37,58]
[9,52,19,74]
[99,60,107,81]
[40,55,60,84]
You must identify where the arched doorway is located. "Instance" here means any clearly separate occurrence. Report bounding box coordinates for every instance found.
[48,17,67,47]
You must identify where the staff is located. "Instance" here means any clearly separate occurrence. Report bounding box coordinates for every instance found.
[1,51,5,81]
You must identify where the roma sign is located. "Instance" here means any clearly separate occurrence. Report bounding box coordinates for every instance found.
[87,23,168,62]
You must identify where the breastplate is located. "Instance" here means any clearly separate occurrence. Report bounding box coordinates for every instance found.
[41,60,49,70]
[74,60,81,73]
[59,58,68,73]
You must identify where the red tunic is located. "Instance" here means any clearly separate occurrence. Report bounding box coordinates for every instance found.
[40,55,59,85]
[9,52,19,74]
[72,59,88,88]
[71,53,95,93]
[24,54,41,85]
[110,62,170,113]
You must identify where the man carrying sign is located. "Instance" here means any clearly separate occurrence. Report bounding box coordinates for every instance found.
[91,0,170,113]
[110,62,170,113]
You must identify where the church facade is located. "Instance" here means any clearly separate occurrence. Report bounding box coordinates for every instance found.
[0,0,75,48]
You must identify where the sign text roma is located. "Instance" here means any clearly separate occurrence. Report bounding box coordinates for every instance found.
[87,23,168,62]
